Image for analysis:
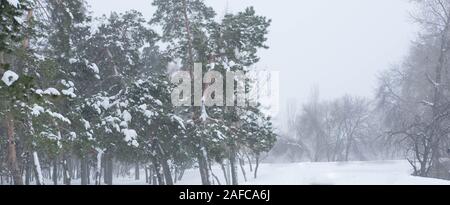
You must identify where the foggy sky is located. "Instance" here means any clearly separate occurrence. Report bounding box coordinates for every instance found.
[86,0,417,121]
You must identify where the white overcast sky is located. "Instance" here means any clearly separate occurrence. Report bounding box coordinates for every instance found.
[87,0,417,117]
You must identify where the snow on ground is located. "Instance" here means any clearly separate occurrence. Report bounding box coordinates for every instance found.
[33,160,450,185]
[115,160,450,185]
[246,161,450,185]
[176,160,450,185]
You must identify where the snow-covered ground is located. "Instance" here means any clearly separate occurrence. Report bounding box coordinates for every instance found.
[112,160,450,185]
[27,160,449,185]
[246,161,450,185]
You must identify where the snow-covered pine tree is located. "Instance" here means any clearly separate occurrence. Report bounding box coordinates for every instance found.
[151,0,275,185]
[203,6,273,185]
[29,0,93,185]
[1,0,277,185]
[151,0,218,185]
[0,0,79,185]
[0,0,34,185]
[81,10,174,185]
[239,105,277,179]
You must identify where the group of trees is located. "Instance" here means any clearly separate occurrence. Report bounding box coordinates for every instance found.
[279,91,385,163]
[376,0,450,179]
[278,0,450,180]
[0,0,276,185]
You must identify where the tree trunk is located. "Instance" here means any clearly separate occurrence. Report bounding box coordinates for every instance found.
[181,0,213,186]
[152,167,158,185]
[62,156,71,185]
[220,162,230,185]
[104,153,113,185]
[239,158,247,182]
[80,154,89,185]
[198,151,211,185]
[178,168,185,182]
[161,159,173,185]
[33,151,44,185]
[181,0,195,71]
[95,150,103,185]
[428,17,450,179]
[87,165,90,185]
[345,138,352,162]
[135,161,140,180]
[246,154,253,172]
[174,166,178,184]
[208,161,221,185]
[52,158,58,185]
[145,166,149,184]
[229,145,238,185]
[6,113,23,185]
[25,153,32,185]
[22,9,33,53]
[152,158,164,185]
[254,154,260,179]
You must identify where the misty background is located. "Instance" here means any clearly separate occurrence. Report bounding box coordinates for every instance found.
[87,0,418,127]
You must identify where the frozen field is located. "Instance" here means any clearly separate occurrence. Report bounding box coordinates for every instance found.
[109,160,450,185]
[26,160,449,185]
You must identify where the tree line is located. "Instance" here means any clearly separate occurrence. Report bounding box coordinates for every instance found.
[277,0,450,181]
[0,0,276,185]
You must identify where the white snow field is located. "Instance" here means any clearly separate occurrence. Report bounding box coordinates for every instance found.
[31,160,449,185]
[109,160,450,185]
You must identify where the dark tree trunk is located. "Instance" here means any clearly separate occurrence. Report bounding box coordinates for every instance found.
[239,158,247,182]
[25,153,32,185]
[152,168,158,185]
[52,158,58,185]
[152,158,164,185]
[345,137,353,162]
[177,168,185,181]
[63,155,71,185]
[104,153,113,185]
[254,155,260,179]
[229,145,238,185]
[220,162,230,185]
[87,165,90,185]
[135,162,140,180]
[81,154,89,185]
[246,154,253,172]
[428,18,450,179]
[145,165,149,184]
[208,161,221,185]
[174,166,178,184]
[198,155,210,185]
[33,165,41,185]
[197,147,212,185]
[161,159,173,185]
[6,113,23,185]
